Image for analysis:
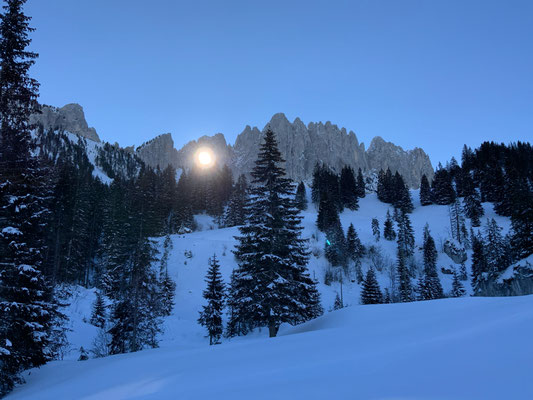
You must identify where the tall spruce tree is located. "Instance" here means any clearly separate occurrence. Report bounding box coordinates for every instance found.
[371,218,380,241]
[0,1,63,394]
[356,168,366,198]
[393,172,413,213]
[420,225,443,300]
[471,232,488,294]
[295,181,308,211]
[225,174,249,227]
[198,255,225,345]
[419,174,432,206]
[360,268,383,305]
[229,129,322,337]
[431,166,456,205]
[339,166,359,210]
[383,210,396,241]
[451,268,466,297]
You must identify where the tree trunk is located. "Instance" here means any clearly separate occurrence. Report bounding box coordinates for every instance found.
[268,324,278,338]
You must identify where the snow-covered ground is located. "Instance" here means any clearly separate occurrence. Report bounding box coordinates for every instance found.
[9,189,530,399]
[9,295,533,399]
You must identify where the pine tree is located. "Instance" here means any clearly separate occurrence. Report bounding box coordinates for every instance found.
[225,174,249,227]
[471,232,488,294]
[396,211,415,258]
[431,166,456,205]
[295,181,308,211]
[393,172,413,213]
[90,291,107,328]
[451,269,466,297]
[396,248,412,303]
[449,199,466,244]
[158,231,175,316]
[325,221,347,267]
[383,210,396,241]
[360,268,383,305]
[356,168,366,198]
[339,166,359,210]
[316,188,341,233]
[383,288,392,304]
[484,218,507,278]
[108,238,162,354]
[510,183,533,259]
[78,347,89,361]
[198,255,225,345]
[229,129,322,337]
[419,174,432,206]
[346,223,364,262]
[0,1,64,393]
[333,293,343,310]
[371,218,380,241]
[420,225,443,300]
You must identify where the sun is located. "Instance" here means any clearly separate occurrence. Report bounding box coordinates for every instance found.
[198,151,212,165]
[195,148,215,168]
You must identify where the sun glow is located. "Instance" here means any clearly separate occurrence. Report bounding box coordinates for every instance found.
[195,148,215,168]
[198,151,212,165]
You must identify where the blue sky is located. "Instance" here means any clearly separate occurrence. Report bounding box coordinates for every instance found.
[26,0,532,166]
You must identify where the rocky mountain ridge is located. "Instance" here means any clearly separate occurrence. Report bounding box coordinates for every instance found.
[33,103,434,187]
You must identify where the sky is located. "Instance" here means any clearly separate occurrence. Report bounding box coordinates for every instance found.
[25,0,533,166]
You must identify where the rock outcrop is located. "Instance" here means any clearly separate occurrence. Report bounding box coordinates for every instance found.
[37,104,434,187]
[31,103,100,142]
[135,133,178,170]
[231,113,433,188]
[175,133,233,171]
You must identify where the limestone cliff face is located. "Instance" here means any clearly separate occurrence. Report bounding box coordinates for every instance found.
[231,113,433,188]
[38,104,434,188]
[175,133,233,171]
[366,136,434,188]
[135,133,178,170]
[30,103,100,142]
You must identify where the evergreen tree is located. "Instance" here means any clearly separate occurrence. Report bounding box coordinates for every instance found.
[316,189,341,233]
[356,168,366,198]
[333,293,343,310]
[360,268,383,305]
[324,221,347,267]
[393,172,413,213]
[225,174,249,227]
[229,129,322,337]
[419,174,432,206]
[383,288,392,304]
[346,223,364,262]
[0,1,64,393]
[420,225,443,300]
[462,174,483,227]
[108,238,162,354]
[371,218,380,241]
[509,182,533,259]
[431,166,456,205]
[339,166,359,210]
[383,210,396,241]
[396,211,415,258]
[396,247,412,303]
[198,254,225,345]
[449,199,466,244]
[78,347,89,361]
[90,291,107,329]
[451,269,466,297]
[295,181,308,211]
[471,232,488,294]
[484,218,507,278]
[158,232,175,317]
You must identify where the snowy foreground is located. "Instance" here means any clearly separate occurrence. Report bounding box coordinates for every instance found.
[9,295,533,400]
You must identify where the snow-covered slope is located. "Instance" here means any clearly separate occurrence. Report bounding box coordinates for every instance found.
[9,295,533,399]
[53,190,514,358]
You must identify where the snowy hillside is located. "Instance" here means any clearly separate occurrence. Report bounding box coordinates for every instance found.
[47,190,515,358]
[8,295,533,399]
